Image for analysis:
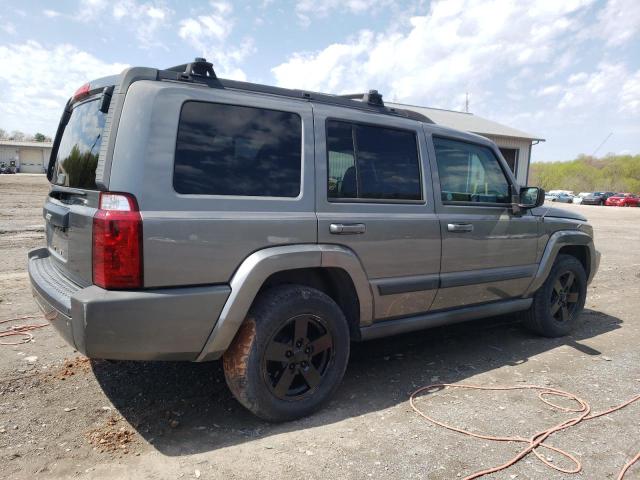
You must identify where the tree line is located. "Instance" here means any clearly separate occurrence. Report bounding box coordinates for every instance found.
[529,154,640,194]
[0,128,51,142]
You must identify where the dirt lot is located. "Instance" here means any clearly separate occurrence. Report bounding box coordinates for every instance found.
[0,174,638,479]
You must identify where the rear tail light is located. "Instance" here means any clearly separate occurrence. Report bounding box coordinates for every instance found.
[92,192,142,289]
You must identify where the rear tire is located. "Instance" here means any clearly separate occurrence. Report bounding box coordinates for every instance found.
[223,285,350,422]
[522,254,587,337]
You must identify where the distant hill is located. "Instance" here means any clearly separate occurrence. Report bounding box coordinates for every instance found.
[529,154,640,193]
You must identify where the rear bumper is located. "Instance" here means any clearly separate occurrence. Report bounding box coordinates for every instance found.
[28,248,231,361]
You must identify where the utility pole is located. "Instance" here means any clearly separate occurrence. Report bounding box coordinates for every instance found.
[464,92,469,113]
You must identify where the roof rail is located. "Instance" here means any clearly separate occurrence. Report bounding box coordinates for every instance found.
[158,58,433,123]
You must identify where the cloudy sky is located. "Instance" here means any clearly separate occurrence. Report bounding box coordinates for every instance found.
[0,0,638,162]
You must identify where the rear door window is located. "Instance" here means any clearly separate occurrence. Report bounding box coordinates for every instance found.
[53,99,106,189]
[433,137,510,204]
[174,101,302,197]
[327,120,422,201]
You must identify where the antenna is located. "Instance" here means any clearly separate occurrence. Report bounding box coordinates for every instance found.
[591,132,613,157]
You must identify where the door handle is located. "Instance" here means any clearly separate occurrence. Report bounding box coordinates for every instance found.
[447,223,474,233]
[329,223,366,235]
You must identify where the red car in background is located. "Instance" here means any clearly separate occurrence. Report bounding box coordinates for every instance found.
[605,193,640,207]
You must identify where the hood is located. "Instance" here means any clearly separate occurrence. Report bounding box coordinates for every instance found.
[530,206,587,221]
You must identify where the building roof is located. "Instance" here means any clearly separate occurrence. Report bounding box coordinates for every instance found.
[387,102,545,142]
[0,140,53,148]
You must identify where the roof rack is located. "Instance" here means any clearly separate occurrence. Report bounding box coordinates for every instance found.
[160,58,433,123]
[339,91,384,107]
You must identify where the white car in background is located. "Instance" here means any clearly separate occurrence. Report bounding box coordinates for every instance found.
[545,190,574,202]
[573,192,591,205]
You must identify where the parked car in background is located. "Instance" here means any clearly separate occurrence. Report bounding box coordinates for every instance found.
[582,191,615,205]
[545,192,559,202]
[0,162,16,174]
[552,193,574,203]
[572,192,591,205]
[605,193,640,207]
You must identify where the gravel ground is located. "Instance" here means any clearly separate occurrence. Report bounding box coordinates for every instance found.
[0,174,638,480]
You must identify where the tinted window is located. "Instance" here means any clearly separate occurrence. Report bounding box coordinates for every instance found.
[327,121,356,198]
[327,120,421,201]
[174,102,302,197]
[433,137,510,204]
[53,99,106,189]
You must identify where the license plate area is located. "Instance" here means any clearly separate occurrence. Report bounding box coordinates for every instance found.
[48,223,69,260]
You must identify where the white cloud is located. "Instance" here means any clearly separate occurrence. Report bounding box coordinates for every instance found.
[620,70,640,115]
[597,0,640,46]
[273,0,594,108]
[1,22,16,35]
[43,9,61,18]
[75,0,172,47]
[77,0,108,20]
[111,1,172,47]
[555,63,639,117]
[295,0,395,25]
[177,2,253,80]
[0,41,128,135]
[178,1,233,43]
[568,72,588,84]
[537,85,562,96]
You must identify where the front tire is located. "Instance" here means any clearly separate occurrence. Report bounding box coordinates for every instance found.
[223,285,350,422]
[522,254,587,337]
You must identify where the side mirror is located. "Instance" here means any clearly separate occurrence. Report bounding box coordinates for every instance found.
[518,186,545,209]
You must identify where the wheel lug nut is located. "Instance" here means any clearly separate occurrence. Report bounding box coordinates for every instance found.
[286,350,293,358]
[305,347,311,354]
[289,363,295,370]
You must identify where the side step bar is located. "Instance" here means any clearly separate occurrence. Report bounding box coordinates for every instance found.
[359,298,532,341]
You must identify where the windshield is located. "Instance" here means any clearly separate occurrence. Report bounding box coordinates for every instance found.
[52,98,105,189]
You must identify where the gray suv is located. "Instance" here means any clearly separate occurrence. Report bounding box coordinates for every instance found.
[29,58,599,421]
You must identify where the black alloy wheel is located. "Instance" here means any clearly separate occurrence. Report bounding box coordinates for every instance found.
[262,314,334,400]
[223,285,350,421]
[549,271,580,323]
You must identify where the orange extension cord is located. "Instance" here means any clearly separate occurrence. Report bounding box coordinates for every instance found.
[410,383,640,479]
[0,315,48,345]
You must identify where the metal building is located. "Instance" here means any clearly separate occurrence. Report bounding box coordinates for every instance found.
[0,140,52,173]
[388,103,544,185]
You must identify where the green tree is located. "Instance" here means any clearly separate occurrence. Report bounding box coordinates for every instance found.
[529,154,640,193]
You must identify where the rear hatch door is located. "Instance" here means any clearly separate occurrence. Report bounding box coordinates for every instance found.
[44,87,112,287]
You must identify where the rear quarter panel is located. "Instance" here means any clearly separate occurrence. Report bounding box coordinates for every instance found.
[109,81,316,287]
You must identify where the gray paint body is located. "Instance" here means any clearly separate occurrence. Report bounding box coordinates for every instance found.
[29,67,600,361]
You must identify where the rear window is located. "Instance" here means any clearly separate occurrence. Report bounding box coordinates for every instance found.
[53,99,106,189]
[174,101,302,197]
